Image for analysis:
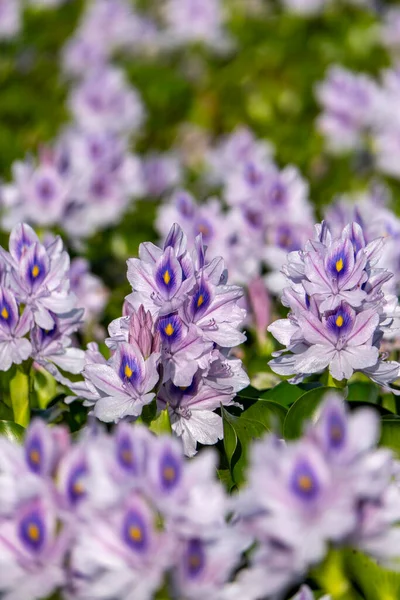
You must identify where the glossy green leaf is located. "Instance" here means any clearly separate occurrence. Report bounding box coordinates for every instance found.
[242,399,287,435]
[260,381,305,408]
[346,382,378,404]
[149,408,172,436]
[0,420,25,443]
[380,418,400,458]
[344,550,400,600]
[283,387,343,439]
[222,406,270,485]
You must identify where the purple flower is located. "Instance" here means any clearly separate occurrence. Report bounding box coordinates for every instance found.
[24,420,70,478]
[1,224,76,329]
[69,66,145,136]
[69,258,108,325]
[0,0,21,40]
[83,341,160,422]
[163,0,227,49]
[0,287,32,370]
[316,66,379,153]
[0,495,67,600]
[269,221,400,385]
[68,493,174,600]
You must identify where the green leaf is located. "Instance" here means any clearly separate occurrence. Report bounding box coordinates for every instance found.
[9,368,30,427]
[242,399,287,435]
[283,387,343,440]
[222,413,238,467]
[149,408,172,436]
[344,550,400,600]
[0,420,25,443]
[380,418,400,458]
[346,382,378,404]
[260,381,305,408]
[221,406,270,485]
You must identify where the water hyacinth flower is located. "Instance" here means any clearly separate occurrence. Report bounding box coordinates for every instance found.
[268,221,400,386]
[0,223,76,330]
[83,341,160,422]
[315,66,380,153]
[75,223,248,454]
[0,223,88,378]
[69,258,109,325]
[0,0,21,40]
[233,394,400,599]
[163,0,228,49]
[68,66,145,137]
[0,286,32,371]
[0,495,68,600]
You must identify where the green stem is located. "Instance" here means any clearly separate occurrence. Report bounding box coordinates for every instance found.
[9,366,30,427]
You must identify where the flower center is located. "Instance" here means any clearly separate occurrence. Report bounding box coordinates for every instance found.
[32,265,40,278]
[30,449,40,465]
[163,270,171,285]
[197,294,204,308]
[124,364,133,378]
[27,523,40,542]
[298,474,313,492]
[1,307,8,319]
[164,323,174,336]
[129,526,143,542]
[335,258,343,273]
[335,315,344,327]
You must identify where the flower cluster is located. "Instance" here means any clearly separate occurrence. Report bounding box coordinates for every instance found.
[324,183,400,297]
[316,63,400,180]
[73,223,249,456]
[231,393,400,599]
[268,220,400,386]
[0,394,397,599]
[0,419,241,600]
[0,223,85,379]
[1,66,147,238]
[157,127,315,294]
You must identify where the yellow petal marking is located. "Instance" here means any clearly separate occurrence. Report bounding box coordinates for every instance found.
[335,258,343,273]
[165,323,174,336]
[335,315,344,327]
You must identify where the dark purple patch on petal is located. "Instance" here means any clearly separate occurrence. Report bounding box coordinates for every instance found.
[160,450,182,491]
[118,347,142,386]
[158,314,183,344]
[116,433,137,473]
[67,462,87,506]
[326,304,354,339]
[0,290,17,330]
[19,510,46,553]
[36,177,56,202]
[275,225,301,252]
[122,509,149,553]
[155,253,179,296]
[185,539,206,579]
[269,181,287,206]
[290,459,320,501]
[177,193,195,218]
[190,281,211,319]
[326,408,347,450]
[194,218,214,242]
[25,435,43,474]
[325,240,353,281]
